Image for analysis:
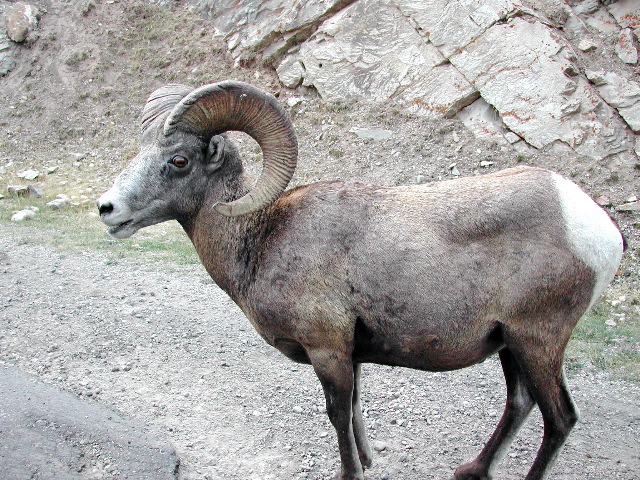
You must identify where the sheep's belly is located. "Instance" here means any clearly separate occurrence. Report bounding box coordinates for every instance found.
[352,319,504,372]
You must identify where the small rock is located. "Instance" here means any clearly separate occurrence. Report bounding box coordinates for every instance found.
[46,198,68,210]
[276,55,304,89]
[450,165,460,176]
[605,318,617,327]
[595,195,611,207]
[286,97,304,108]
[615,202,640,213]
[17,169,39,180]
[350,128,393,141]
[380,472,390,480]
[46,166,59,174]
[27,184,44,197]
[504,131,521,144]
[616,29,638,64]
[7,185,28,196]
[577,38,598,52]
[480,160,494,168]
[416,174,427,184]
[292,406,304,414]
[626,195,638,203]
[372,440,387,452]
[11,209,36,222]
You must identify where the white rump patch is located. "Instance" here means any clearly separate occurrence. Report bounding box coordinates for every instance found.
[554,174,624,308]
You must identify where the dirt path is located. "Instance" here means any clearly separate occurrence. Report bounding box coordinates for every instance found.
[1,223,638,480]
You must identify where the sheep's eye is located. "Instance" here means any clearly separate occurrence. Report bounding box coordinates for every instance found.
[171,155,189,168]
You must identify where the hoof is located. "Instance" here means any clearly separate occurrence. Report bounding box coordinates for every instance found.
[454,462,491,480]
[360,452,373,469]
[331,471,366,480]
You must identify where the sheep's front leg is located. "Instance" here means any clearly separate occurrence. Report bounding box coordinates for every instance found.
[352,363,373,468]
[309,349,364,480]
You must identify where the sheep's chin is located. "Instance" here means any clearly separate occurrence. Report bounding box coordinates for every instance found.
[108,220,138,239]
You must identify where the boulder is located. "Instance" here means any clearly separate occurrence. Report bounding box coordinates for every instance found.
[615,28,638,64]
[608,0,640,41]
[27,184,44,197]
[0,32,15,76]
[297,0,440,102]
[190,0,640,159]
[586,71,640,132]
[4,2,40,43]
[17,169,39,180]
[393,63,479,119]
[11,209,36,222]
[583,7,620,33]
[457,98,512,145]
[276,53,305,88]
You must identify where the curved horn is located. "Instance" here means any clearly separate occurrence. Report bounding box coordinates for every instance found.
[164,80,298,217]
[141,84,194,133]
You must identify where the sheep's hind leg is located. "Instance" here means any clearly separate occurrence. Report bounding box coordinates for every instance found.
[455,348,535,480]
[308,348,365,480]
[352,363,373,468]
[515,349,578,480]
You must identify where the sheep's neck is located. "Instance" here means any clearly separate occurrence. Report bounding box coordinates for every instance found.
[180,197,265,307]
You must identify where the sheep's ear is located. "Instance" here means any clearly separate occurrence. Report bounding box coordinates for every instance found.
[206,135,225,172]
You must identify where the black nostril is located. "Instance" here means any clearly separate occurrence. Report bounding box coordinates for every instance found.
[98,201,114,216]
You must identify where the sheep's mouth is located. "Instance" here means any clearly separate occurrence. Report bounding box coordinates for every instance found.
[108,219,134,238]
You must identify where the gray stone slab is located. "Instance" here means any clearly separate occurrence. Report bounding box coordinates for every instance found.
[0,366,179,479]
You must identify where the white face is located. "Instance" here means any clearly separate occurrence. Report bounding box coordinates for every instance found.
[97,146,174,238]
[97,133,212,238]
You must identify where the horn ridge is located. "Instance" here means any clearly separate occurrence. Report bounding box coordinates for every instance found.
[164,80,298,217]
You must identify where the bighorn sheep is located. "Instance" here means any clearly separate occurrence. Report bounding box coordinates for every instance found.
[97,81,625,480]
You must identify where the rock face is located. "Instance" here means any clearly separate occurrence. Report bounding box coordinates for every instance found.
[187,0,640,161]
[450,17,632,160]
[196,0,354,65]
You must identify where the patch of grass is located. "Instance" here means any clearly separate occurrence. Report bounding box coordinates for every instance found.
[0,196,199,266]
[567,299,640,382]
[324,101,354,113]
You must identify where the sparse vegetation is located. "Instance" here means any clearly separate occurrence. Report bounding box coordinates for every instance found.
[0,197,198,266]
[567,299,640,381]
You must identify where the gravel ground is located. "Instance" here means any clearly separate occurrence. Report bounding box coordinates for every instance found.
[1,223,638,480]
[0,2,638,478]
